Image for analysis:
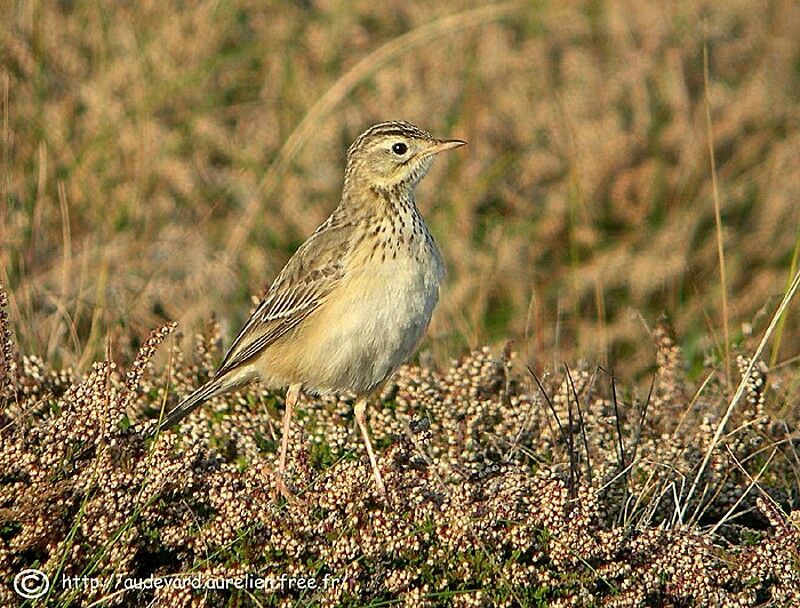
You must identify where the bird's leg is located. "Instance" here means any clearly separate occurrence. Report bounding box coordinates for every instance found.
[354,398,389,505]
[274,382,302,502]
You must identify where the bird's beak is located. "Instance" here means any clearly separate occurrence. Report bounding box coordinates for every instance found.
[425,138,467,156]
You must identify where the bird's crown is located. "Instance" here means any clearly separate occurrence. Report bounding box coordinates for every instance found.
[343,121,464,192]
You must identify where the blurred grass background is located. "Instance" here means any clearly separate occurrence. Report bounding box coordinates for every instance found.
[1,0,799,380]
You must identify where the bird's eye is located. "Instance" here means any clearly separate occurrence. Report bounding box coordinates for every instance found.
[391,142,408,155]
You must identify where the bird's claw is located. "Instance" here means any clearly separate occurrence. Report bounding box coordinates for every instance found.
[273,476,305,505]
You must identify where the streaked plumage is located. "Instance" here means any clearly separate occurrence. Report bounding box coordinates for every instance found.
[153,121,465,503]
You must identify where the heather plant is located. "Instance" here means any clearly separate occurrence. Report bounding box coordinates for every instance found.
[1,284,799,607]
[3,1,800,606]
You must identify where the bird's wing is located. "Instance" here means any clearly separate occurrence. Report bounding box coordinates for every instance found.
[214,217,353,378]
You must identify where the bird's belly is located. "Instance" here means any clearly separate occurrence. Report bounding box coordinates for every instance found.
[276,252,441,395]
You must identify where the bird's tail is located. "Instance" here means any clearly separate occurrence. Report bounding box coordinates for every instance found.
[151,376,237,436]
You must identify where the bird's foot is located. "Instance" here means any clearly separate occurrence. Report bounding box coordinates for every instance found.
[378,490,393,511]
[372,475,393,510]
[273,475,305,505]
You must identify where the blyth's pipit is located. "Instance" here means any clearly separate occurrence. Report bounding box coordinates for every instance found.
[153,121,465,503]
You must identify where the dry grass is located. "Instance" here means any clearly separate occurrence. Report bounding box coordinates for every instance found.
[2,1,799,378]
[2,2,800,606]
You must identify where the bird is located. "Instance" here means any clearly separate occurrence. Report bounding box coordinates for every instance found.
[152,120,465,503]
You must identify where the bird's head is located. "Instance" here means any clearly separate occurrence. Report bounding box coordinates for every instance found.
[344,121,465,192]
